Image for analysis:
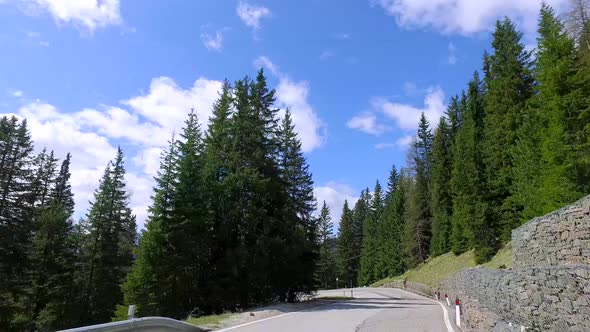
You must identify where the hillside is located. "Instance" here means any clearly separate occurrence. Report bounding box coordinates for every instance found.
[372,243,513,288]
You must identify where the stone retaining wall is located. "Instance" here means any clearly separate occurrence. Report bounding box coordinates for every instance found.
[512,195,590,270]
[439,265,590,331]
[438,195,590,331]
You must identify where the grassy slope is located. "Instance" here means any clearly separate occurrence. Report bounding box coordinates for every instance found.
[186,313,236,329]
[372,243,513,288]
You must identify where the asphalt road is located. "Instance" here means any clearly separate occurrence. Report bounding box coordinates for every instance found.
[216,288,458,332]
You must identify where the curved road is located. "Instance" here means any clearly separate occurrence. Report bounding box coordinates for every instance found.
[216,288,457,332]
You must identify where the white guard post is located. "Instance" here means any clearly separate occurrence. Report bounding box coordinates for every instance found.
[455,297,461,327]
[127,304,136,320]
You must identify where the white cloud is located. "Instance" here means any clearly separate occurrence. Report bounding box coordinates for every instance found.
[319,50,335,61]
[9,89,24,97]
[11,0,122,31]
[373,0,569,37]
[133,147,163,178]
[254,56,279,76]
[276,78,325,152]
[75,106,169,146]
[201,29,224,52]
[314,182,358,231]
[373,86,446,131]
[15,102,118,220]
[255,56,325,152]
[448,42,457,64]
[124,76,222,130]
[375,135,414,150]
[125,172,153,226]
[237,1,270,30]
[2,75,223,228]
[395,135,414,149]
[39,40,50,47]
[347,112,388,136]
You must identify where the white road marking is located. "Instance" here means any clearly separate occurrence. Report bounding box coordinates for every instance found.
[216,289,455,332]
[394,288,455,332]
[215,311,299,332]
[215,301,339,332]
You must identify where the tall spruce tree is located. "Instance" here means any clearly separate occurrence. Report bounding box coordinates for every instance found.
[569,0,590,195]
[451,72,488,258]
[28,148,58,208]
[379,166,406,277]
[79,148,137,325]
[124,135,177,317]
[447,95,463,137]
[359,181,383,285]
[0,116,34,330]
[405,113,433,265]
[483,18,535,246]
[513,4,583,223]
[227,71,305,306]
[430,117,454,256]
[52,153,75,216]
[202,80,237,310]
[277,108,318,300]
[317,201,335,289]
[162,110,212,317]
[350,190,369,283]
[20,153,79,331]
[337,200,356,287]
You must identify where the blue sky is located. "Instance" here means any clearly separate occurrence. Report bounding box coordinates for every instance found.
[0,0,571,227]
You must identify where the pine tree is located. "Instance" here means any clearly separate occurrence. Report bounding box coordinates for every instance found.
[124,136,177,317]
[337,200,356,288]
[25,206,76,330]
[350,190,369,283]
[79,148,137,325]
[430,117,454,256]
[0,116,34,330]
[379,166,406,277]
[19,153,80,331]
[28,148,58,208]
[513,4,583,223]
[359,181,384,285]
[569,1,590,194]
[225,71,306,307]
[405,113,433,265]
[446,95,463,137]
[202,81,239,310]
[566,0,590,46]
[279,108,318,298]
[159,110,212,317]
[51,153,75,216]
[451,72,489,261]
[317,201,335,289]
[483,18,534,246]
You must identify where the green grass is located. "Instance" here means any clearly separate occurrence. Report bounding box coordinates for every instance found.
[372,243,513,288]
[482,242,513,269]
[186,313,236,329]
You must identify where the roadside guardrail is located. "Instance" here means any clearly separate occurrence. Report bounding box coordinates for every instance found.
[59,317,205,332]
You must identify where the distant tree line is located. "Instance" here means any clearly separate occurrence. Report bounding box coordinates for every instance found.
[0,70,318,330]
[326,3,590,287]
